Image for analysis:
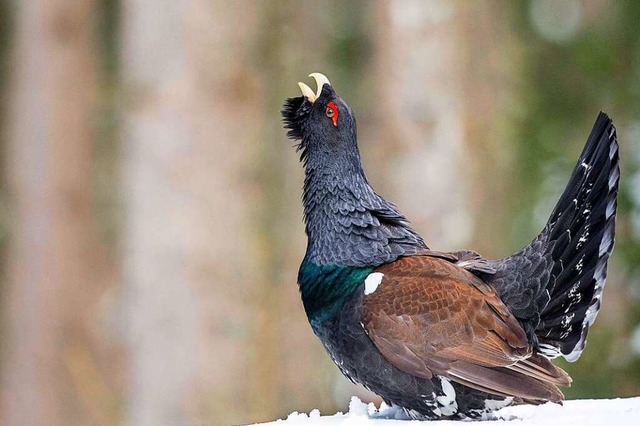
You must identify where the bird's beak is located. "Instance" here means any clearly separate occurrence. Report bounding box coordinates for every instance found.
[297,73,331,104]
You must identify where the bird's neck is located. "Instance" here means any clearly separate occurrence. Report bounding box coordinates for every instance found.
[302,154,376,265]
[301,152,426,267]
[298,151,427,323]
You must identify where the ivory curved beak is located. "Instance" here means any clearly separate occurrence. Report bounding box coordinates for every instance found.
[298,82,316,103]
[297,72,331,103]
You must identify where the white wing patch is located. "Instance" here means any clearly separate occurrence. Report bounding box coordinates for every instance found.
[364,272,384,295]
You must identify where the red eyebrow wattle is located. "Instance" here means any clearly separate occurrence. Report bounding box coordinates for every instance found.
[327,101,339,126]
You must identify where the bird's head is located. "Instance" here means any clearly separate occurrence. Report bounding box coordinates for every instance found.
[282,73,358,164]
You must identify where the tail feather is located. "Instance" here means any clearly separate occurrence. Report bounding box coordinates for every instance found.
[488,112,619,363]
[536,112,619,361]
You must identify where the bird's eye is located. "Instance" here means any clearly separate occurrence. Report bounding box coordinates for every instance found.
[326,107,334,118]
[325,102,339,127]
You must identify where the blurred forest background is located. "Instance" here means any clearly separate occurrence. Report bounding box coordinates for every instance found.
[0,0,639,425]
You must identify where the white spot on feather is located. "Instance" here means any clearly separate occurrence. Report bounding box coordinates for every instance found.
[436,376,458,415]
[575,255,585,273]
[578,230,589,245]
[539,343,561,358]
[568,282,582,305]
[364,272,384,295]
[562,312,575,328]
[484,397,513,411]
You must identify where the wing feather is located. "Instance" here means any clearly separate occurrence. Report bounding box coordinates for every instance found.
[362,256,569,402]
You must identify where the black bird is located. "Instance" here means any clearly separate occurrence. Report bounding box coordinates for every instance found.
[282,73,619,419]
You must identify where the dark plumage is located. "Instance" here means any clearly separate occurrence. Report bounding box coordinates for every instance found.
[282,73,619,419]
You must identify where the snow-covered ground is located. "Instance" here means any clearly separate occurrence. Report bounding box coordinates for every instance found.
[256,396,640,426]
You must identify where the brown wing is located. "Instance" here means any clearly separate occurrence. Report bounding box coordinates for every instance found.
[362,256,570,402]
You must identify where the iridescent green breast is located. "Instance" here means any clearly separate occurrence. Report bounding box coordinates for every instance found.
[298,260,373,327]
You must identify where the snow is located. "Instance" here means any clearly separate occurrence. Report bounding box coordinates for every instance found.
[255,396,640,426]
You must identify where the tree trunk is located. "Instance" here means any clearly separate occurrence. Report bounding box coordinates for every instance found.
[457,1,517,256]
[369,0,472,252]
[2,1,111,425]
[121,1,263,424]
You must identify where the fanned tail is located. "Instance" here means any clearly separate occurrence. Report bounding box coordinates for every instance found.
[487,112,619,363]
[535,112,619,361]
